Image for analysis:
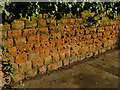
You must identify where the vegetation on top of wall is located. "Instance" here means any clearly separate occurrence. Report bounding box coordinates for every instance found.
[0,1,119,25]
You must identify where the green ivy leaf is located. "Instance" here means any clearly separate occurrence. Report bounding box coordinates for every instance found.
[4,49,7,52]
[13,68,17,71]
[110,14,113,16]
[55,4,58,11]
[98,20,101,24]
[2,52,5,55]
[6,54,9,58]
[10,58,14,63]
[10,68,13,72]
[22,84,24,87]
[77,7,79,11]
[5,9,10,16]
[10,73,14,78]
[28,16,31,21]
[0,24,3,29]
[109,8,112,11]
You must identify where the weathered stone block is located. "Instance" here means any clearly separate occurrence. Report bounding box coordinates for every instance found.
[48,61,62,71]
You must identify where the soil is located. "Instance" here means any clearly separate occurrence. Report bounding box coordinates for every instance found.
[4,49,120,88]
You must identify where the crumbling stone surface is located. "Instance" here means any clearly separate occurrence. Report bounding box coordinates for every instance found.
[1,14,119,88]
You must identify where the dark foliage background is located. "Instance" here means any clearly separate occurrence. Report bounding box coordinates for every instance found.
[1,2,120,24]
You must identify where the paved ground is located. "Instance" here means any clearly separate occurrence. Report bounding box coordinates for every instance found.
[12,49,119,88]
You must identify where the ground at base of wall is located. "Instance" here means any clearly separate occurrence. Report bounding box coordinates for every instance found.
[4,49,120,88]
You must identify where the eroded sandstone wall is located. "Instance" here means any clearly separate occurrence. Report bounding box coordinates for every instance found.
[0,14,119,86]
